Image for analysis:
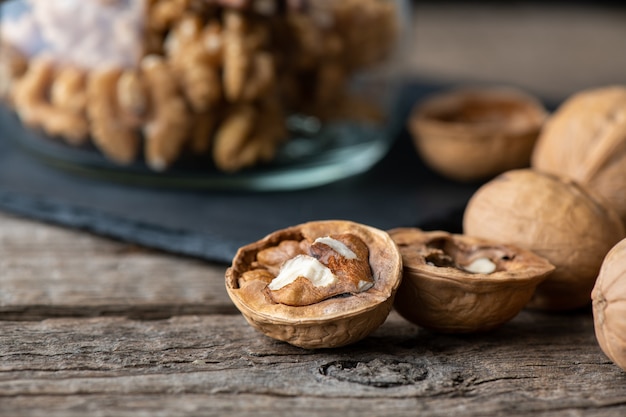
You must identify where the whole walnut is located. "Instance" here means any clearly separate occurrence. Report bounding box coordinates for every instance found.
[532,86,626,226]
[592,237,626,372]
[463,169,625,311]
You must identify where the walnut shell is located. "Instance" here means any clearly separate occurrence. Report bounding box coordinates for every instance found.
[463,169,625,311]
[592,237,626,371]
[388,228,554,333]
[225,220,403,349]
[408,87,548,182]
[531,86,626,226]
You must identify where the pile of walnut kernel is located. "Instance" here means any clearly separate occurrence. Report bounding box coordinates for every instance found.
[0,0,397,172]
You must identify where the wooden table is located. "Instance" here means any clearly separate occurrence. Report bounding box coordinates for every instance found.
[2,210,626,416]
[3,3,626,416]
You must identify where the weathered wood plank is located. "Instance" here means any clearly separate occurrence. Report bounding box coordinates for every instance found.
[2,311,626,416]
[0,212,235,319]
[3,394,623,417]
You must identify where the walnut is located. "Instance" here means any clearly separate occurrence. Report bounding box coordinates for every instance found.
[116,69,149,128]
[148,0,191,33]
[50,66,87,115]
[13,56,89,144]
[408,87,548,182]
[531,86,626,227]
[166,17,223,113]
[389,228,554,333]
[225,220,403,349]
[266,233,374,306]
[212,97,286,172]
[221,10,272,103]
[140,55,192,171]
[86,66,141,164]
[256,239,311,275]
[212,104,257,171]
[592,237,626,372]
[463,169,625,311]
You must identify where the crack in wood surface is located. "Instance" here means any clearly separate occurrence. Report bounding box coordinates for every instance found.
[472,376,541,386]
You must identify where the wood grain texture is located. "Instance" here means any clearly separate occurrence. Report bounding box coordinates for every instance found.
[0,212,235,319]
[2,312,626,416]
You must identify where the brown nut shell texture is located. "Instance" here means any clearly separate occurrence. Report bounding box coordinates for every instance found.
[532,86,626,226]
[592,237,626,372]
[389,228,554,333]
[225,220,403,349]
[409,87,547,182]
[463,169,625,311]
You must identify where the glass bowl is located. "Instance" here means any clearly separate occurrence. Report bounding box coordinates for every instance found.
[0,0,409,190]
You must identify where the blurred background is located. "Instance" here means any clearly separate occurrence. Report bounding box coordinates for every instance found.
[0,0,626,261]
[407,1,626,103]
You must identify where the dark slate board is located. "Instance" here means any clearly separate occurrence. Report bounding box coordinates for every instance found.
[0,81,479,264]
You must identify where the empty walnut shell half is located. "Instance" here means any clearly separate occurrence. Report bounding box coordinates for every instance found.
[225,220,403,349]
[463,168,625,311]
[408,86,548,182]
[531,86,626,227]
[592,237,626,372]
[388,228,554,333]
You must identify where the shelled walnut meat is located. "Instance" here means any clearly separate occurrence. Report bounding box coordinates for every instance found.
[592,237,626,372]
[225,220,403,349]
[389,228,554,333]
[0,0,399,173]
[531,86,626,226]
[463,169,625,311]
